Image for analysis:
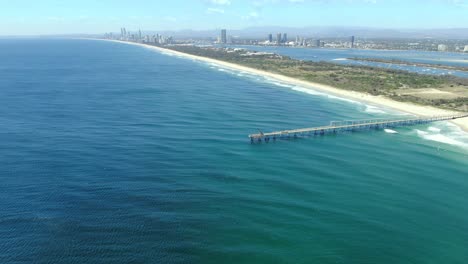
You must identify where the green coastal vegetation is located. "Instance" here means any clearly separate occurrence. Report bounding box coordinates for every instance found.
[347,57,468,72]
[162,44,468,111]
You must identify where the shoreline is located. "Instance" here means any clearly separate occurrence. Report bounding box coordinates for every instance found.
[225,44,468,58]
[347,58,468,73]
[98,39,468,132]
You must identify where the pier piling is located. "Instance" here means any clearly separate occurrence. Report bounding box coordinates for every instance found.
[249,114,468,144]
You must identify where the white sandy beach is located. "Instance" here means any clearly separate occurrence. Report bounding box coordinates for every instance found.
[102,39,468,132]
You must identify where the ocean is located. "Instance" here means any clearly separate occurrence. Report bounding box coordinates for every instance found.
[0,39,467,264]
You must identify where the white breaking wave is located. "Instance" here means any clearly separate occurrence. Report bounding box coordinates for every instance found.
[159,51,177,57]
[207,62,253,78]
[145,47,395,116]
[415,122,468,150]
[270,81,295,88]
[146,48,410,118]
[416,129,429,136]
[333,58,348,61]
[290,86,324,96]
[270,80,393,115]
[365,105,387,114]
[326,94,362,104]
[210,66,238,76]
[420,133,468,149]
[384,129,398,134]
[428,126,441,133]
[286,82,363,104]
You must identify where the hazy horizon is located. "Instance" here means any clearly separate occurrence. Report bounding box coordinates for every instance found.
[2,0,468,36]
[1,1,468,263]
[2,26,468,40]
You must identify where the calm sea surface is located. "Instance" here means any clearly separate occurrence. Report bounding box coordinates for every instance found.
[1,39,467,264]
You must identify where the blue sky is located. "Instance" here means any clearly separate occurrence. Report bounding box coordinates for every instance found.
[1,0,468,35]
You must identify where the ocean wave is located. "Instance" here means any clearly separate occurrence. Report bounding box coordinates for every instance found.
[263,78,352,100]
[384,129,398,134]
[144,51,387,114]
[421,134,468,149]
[415,122,468,150]
[428,126,441,133]
[290,86,324,96]
[270,81,295,89]
[208,65,238,76]
[159,51,176,57]
[364,105,387,114]
[416,129,429,136]
[148,52,417,118]
[333,58,348,61]
[282,82,390,114]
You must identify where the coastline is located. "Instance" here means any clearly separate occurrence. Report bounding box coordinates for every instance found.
[99,39,468,132]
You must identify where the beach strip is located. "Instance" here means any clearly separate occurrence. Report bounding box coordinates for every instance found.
[102,39,468,132]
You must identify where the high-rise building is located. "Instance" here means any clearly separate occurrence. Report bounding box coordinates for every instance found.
[138,29,142,41]
[276,33,282,44]
[220,29,227,44]
[351,36,355,48]
[282,33,287,43]
[120,28,127,40]
[295,36,304,46]
[464,45,468,52]
[268,34,273,43]
[316,39,321,47]
[438,44,447,52]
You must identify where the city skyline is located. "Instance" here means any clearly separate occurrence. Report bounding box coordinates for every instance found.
[109,26,468,52]
[1,0,468,35]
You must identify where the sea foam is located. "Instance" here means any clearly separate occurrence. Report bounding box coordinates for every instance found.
[415,122,468,150]
[269,79,391,115]
[364,105,387,114]
[384,129,398,134]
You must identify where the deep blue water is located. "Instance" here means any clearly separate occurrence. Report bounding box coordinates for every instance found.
[228,45,468,78]
[0,39,467,264]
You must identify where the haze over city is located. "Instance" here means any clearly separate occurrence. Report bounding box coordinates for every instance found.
[2,0,468,35]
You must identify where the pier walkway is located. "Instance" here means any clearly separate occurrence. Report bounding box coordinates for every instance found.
[249,113,468,143]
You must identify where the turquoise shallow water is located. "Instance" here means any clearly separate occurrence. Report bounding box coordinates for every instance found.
[0,39,467,264]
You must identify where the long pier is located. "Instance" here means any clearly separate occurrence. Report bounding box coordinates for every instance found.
[249,113,468,143]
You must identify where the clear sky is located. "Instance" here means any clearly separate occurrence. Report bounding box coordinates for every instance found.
[1,0,468,35]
